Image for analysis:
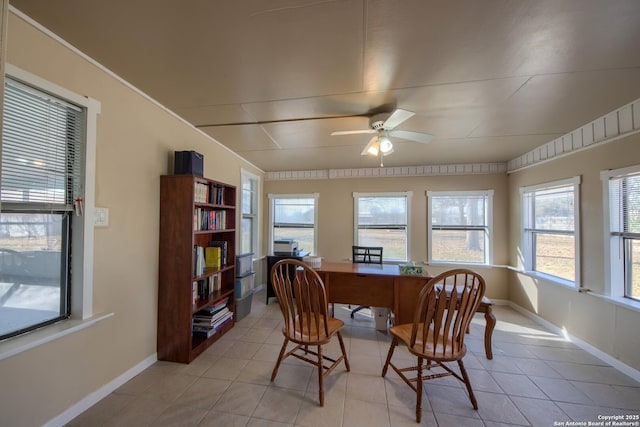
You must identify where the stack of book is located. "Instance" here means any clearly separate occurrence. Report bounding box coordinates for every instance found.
[192,297,233,338]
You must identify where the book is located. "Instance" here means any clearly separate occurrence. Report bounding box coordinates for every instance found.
[192,326,216,339]
[194,307,231,325]
[195,276,219,300]
[192,281,198,304]
[194,182,209,204]
[211,273,220,291]
[209,241,228,265]
[195,297,228,317]
[205,247,221,268]
[194,246,205,276]
[212,311,234,329]
[212,296,229,309]
[210,184,225,205]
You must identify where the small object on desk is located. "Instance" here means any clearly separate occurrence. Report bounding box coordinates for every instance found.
[399,262,424,276]
[303,256,322,268]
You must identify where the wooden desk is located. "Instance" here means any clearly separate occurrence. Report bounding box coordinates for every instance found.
[316,262,495,359]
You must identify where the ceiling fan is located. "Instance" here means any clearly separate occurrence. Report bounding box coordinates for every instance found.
[331,108,434,166]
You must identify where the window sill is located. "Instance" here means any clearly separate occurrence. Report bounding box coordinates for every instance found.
[586,293,640,313]
[0,312,114,361]
[426,261,499,269]
[509,268,577,289]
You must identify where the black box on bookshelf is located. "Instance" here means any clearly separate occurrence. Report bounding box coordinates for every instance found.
[174,151,204,176]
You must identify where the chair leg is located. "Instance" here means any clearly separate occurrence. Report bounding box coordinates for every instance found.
[337,331,350,371]
[271,337,289,381]
[317,344,324,406]
[381,336,398,377]
[416,356,423,423]
[458,359,478,410]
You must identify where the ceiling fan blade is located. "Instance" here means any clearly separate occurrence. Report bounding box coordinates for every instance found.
[389,129,434,144]
[331,129,377,136]
[382,109,415,129]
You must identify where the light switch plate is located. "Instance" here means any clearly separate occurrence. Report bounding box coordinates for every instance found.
[95,207,109,227]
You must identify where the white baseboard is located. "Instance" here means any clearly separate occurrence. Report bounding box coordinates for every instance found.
[44,353,158,427]
[507,302,640,384]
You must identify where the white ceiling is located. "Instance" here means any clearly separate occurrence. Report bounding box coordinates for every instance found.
[10,0,640,171]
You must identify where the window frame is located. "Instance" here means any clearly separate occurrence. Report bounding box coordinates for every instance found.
[601,164,640,302]
[353,191,412,263]
[0,64,100,356]
[240,169,260,256]
[427,190,494,266]
[268,193,318,255]
[520,176,581,289]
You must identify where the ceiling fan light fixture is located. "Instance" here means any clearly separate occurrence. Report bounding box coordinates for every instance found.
[379,136,393,154]
[361,138,380,156]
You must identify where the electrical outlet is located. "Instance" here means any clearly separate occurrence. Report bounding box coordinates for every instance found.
[95,207,109,227]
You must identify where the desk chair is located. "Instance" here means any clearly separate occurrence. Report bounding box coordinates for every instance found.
[381,269,486,422]
[350,245,383,318]
[270,259,350,406]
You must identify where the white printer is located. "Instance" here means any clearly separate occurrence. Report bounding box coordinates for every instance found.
[273,239,299,255]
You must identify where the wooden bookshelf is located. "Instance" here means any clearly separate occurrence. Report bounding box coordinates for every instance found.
[158,174,236,363]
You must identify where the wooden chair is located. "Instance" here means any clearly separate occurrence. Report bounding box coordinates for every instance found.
[381,269,486,423]
[350,245,383,318]
[270,258,350,406]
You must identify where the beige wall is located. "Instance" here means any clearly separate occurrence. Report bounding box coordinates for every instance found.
[0,11,263,426]
[263,173,510,300]
[507,132,640,372]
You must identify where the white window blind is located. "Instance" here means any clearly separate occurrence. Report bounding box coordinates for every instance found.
[2,78,84,212]
[607,172,640,300]
[609,174,640,236]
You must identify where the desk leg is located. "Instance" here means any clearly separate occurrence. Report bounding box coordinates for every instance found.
[484,306,496,360]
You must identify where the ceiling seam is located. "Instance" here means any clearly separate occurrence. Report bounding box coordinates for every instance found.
[361,0,368,93]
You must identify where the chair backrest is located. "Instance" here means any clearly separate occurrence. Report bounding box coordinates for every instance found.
[411,269,486,357]
[270,258,331,342]
[352,246,383,264]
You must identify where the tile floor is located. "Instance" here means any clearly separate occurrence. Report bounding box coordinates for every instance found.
[68,290,640,426]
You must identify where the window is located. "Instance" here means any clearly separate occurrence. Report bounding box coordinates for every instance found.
[354,192,411,262]
[1,66,99,345]
[269,194,318,255]
[602,165,640,302]
[240,170,259,255]
[521,177,581,286]
[1,77,81,339]
[427,190,493,264]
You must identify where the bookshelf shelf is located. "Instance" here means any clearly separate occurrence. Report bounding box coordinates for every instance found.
[158,174,237,363]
